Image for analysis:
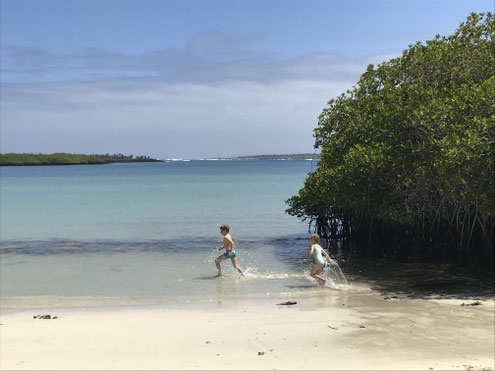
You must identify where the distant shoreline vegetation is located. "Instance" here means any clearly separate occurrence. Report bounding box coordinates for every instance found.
[0,153,164,166]
[0,153,319,166]
[228,153,319,160]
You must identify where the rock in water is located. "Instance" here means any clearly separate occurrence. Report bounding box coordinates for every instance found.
[461,301,483,307]
[384,295,398,300]
[276,301,297,306]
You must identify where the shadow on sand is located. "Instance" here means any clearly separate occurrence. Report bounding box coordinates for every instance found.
[344,259,495,300]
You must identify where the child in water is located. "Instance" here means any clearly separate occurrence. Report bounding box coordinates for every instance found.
[215,224,245,277]
[303,233,336,286]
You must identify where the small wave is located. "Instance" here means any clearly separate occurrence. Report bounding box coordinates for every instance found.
[242,269,305,280]
[324,282,349,291]
[0,239,206,254]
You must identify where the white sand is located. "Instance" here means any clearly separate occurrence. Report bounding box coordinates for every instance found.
[1,292,493,370]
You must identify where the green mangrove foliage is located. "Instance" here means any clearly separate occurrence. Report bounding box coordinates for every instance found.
[286,13,495,269]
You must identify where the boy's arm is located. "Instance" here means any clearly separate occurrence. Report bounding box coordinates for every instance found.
[218,238,225,251]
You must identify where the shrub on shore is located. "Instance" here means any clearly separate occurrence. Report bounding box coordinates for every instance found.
[286,13,494,270]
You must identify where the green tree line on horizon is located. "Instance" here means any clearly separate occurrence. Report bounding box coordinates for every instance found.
[286,13,494,270]
[0,153,157,166]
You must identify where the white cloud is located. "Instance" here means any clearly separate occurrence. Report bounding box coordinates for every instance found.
[1,30,397,84]
[0,30,401,157]
[1,79,351,158]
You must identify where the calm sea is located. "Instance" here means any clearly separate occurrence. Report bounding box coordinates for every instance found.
[0,160,346,307]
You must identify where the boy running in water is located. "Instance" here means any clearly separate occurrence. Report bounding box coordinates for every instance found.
[215,224,245,277]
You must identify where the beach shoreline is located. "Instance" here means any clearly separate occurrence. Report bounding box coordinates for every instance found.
[1,286,493,370]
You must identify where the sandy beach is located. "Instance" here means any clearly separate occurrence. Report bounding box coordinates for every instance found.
[1,285,493,370]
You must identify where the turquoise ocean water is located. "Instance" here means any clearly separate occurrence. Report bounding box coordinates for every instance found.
[1,160,345,306]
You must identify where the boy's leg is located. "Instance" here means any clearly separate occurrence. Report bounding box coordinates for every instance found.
[231,258,245,276]
[215,254,227,276]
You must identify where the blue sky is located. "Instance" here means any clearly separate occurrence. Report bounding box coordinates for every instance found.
[1,0,493,158]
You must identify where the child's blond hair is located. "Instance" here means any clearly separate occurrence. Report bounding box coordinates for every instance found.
[309,234,320,243]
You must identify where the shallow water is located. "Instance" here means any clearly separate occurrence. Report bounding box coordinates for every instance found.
[0,160,347,302]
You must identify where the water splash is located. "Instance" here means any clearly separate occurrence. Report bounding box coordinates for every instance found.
[324,260,348,285]
[301,259,349,288]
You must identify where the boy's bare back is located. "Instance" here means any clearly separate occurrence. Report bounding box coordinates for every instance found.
[224,233,234,252]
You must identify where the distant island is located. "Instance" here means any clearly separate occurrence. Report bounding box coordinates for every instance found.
[228,153,320,160]
[0,153,163,166]
[0,152,320,166]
